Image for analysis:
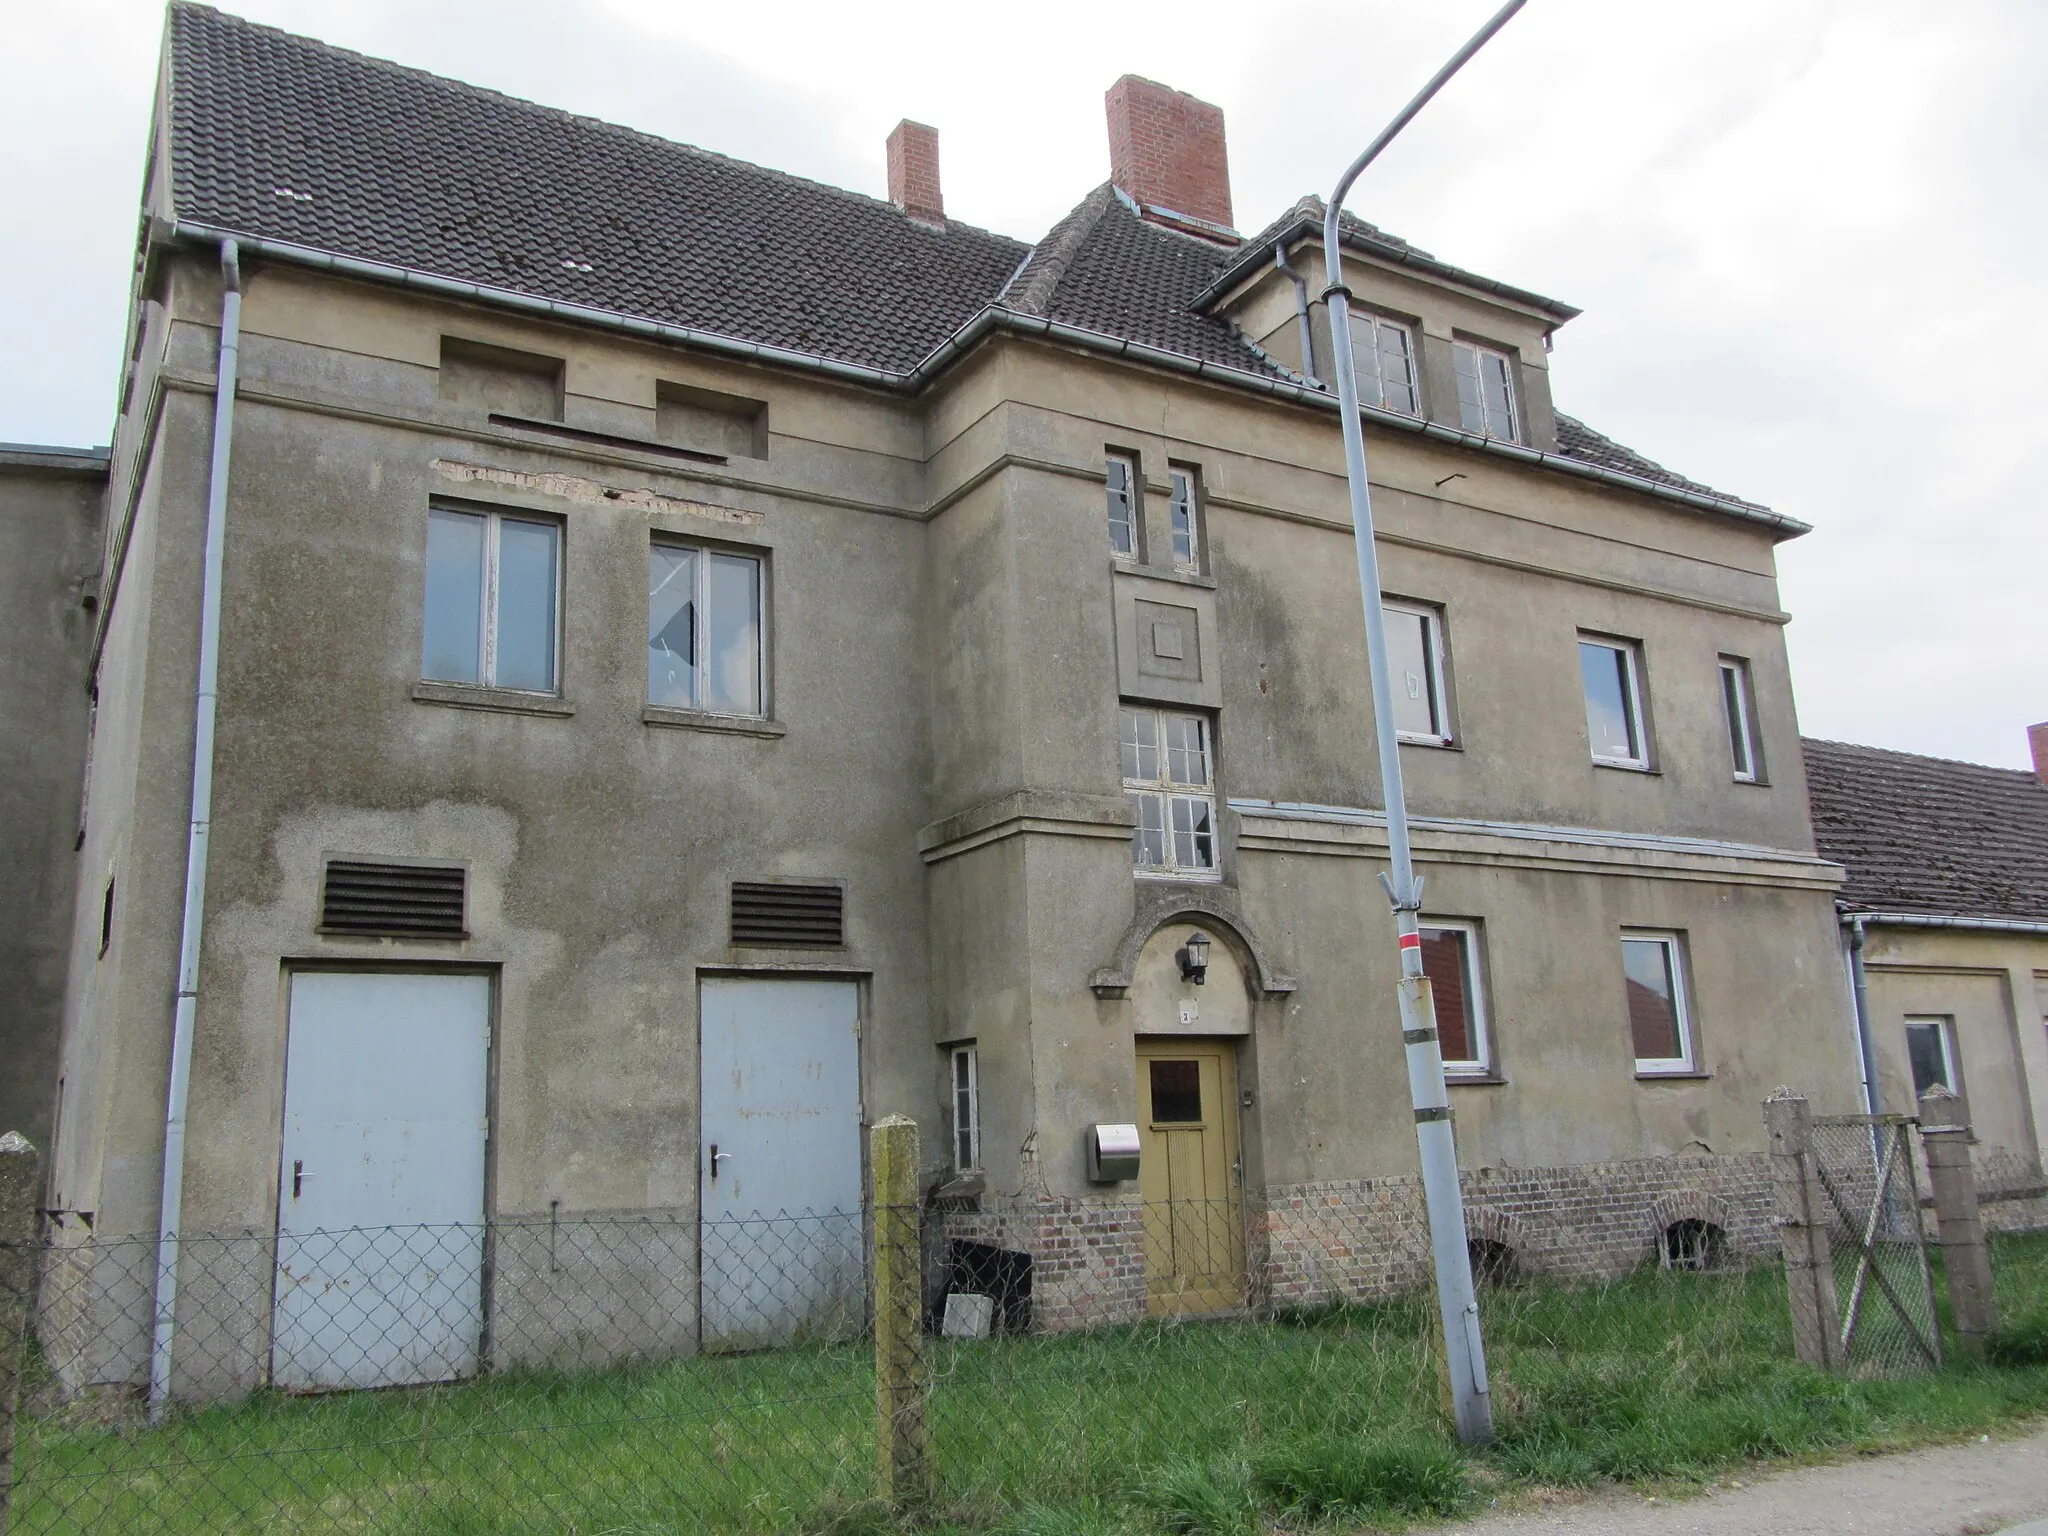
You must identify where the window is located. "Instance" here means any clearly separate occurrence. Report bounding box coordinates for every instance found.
[1579,636,1649,769]
[1453,341,1519,441]
[1419,920,1490,1075]
[1168,469,1200,573]
[1384,602,1451,745]
[1106,455,1139,559]
[423,507,560,693]
[950,1044,981,1172]
[1350,312,1419,415]
[1621,931,1695,1073]
[1121,707,1218,879]
[1719,657,1762,782]
[648,543,765,716]
[1905,1016,1957,1099]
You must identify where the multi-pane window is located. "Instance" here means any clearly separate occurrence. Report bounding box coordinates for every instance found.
[1579,636,1649,769]
[1350,312,1419,415]
[1453,341,1519,441]
[1121,707,1218,879]
[1107,455,1139,559]
[423,507,560,692]
[1905,1016,1957,1099]
[648,543,765,715]
[1384,602,1451,745]
[1719,657,1762,782]
[1168,469,1200,573]
[1419,920,1490,1075]
[950,1043,982,1172]
[1621,931,1695,1073]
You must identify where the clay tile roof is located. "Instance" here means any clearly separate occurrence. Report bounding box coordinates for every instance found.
[1802,738,2048,922]
[164,3,1770,521]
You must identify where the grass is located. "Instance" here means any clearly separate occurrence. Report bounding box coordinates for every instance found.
[15,1233,2048,1534]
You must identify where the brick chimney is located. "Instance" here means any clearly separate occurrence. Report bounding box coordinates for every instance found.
[1105,75,1233,232]
[886,119,944,224]
[2030,721,2048,786]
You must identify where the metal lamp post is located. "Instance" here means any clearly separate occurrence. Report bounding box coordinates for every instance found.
[1319,0,1528,1446]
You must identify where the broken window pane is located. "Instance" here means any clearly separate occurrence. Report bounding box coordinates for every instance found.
[648,544,698,708]
[1107,456,1137,558]
[422,508,486,684]
[1170,795,1215,871]
[1169,470,1198,571]
[494,516,558,692]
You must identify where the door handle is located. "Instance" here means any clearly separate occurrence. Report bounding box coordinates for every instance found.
[708,1144,733,1180]
[292,1159,310,1199]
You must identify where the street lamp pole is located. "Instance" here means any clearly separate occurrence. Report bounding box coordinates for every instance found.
[1318,0,1528,1446]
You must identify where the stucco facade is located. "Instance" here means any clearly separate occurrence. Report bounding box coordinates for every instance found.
[31,8,1878,1395]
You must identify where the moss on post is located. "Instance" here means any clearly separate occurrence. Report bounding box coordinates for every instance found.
[870,1115,928,1509]
[1,1132,43,1536]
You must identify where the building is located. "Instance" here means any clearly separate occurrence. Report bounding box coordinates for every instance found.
[30,3,1867,1398]
[1804,730,2048,1229]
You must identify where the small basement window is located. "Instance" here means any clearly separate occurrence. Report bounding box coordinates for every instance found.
[1662,1218,1727,1272]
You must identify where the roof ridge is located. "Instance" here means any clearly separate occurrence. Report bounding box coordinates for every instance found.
[1804,737,2045,782]
[1000,184,1119,317]
[167,2,1029,252]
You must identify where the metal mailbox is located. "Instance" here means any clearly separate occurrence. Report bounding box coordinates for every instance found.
[1086,1122,1141,1183]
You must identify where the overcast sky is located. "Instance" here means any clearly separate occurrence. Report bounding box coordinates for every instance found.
[6,0,2041,767]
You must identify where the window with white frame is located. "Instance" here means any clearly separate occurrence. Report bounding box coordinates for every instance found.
[1453,340,1519,441]
[1106,454,1139,559]
[1384,601,1451,745]
[1121,707,1218,878]
[1621,931,1695,1073]
[1579,635,1649,769]
[648,542,765,716]
[1904,1016,1957,1100]
[423,506,561,693]
[1168,468,1201,573]
[950,1042,982,1172]
[1419,920,1490,1075]
[1350,312,1419,415]
[1719,656,1763,782]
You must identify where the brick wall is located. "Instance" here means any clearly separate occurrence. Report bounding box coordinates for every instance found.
[886,120,943,224]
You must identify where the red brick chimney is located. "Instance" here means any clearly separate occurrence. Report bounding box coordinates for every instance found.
[1105,75,1234,233]
[2030,720,2048,786]
[886,119,944,224]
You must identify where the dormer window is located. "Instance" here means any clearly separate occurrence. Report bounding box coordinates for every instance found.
[1350,313,1419,415]
[1453,341,1519,441]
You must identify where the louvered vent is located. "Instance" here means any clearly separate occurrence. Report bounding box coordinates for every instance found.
[321,859,467,938]
[731,882,844,948]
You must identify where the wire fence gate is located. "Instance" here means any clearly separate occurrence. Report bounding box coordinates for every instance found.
[1807,1114,1943,1375]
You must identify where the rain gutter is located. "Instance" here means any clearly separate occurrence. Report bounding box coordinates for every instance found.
[160,221,1809,536]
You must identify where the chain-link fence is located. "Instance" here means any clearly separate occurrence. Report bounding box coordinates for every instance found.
[2,1176,1790,1533]
[1807,1115,1943,1376]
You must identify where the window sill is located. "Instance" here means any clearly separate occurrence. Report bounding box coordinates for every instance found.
[1134,869,1224,885]
[413,681,574,717]
[1113,561,1217,591]
[642,705,786,738]
[1592,759,1659,776]
[1398,735,1461,751]
[1446,1071,1505,1087]
[1634,1067,1710,1082]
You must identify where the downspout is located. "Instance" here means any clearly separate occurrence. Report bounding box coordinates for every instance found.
[1274,242,1321,387]
[1845,914,1881,1115]
[148,237,241,1419]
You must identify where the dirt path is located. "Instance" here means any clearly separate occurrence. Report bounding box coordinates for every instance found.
[1438,1426,2048,1535]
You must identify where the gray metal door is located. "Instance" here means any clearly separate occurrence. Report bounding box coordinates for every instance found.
[273,971,490,1389]
[699,977,863,1350]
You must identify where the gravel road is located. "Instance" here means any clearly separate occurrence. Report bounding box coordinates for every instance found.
[1435,1426,2048,1535]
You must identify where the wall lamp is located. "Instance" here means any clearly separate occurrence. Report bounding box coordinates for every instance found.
[1178,930,1211,986]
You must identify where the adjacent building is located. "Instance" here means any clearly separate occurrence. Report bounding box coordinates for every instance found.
[1804,730,2048,1230]
[27,4,1874,1398]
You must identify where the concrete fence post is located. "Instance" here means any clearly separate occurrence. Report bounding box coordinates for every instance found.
[1,1132,44,1536]
[1763,1092,1840,1372]
[870,1115,928,1510]
[1918,1087,1998,1354]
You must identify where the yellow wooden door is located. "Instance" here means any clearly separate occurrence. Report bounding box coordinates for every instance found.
[1135,1040,1244,1315]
